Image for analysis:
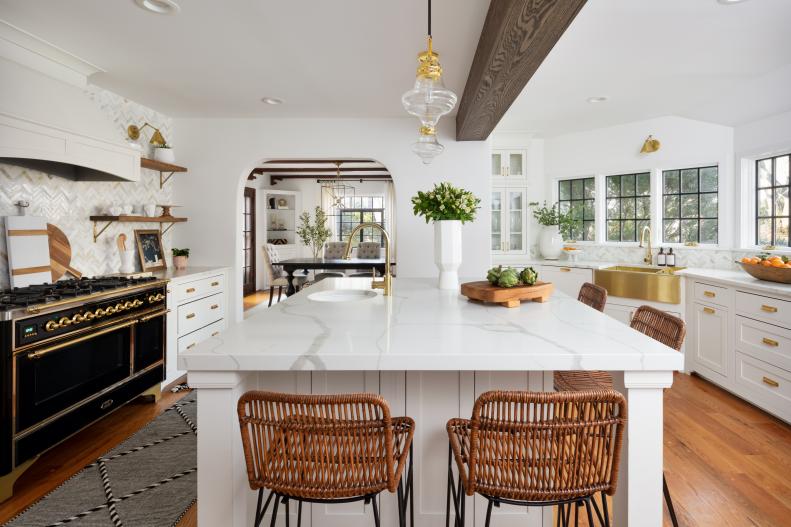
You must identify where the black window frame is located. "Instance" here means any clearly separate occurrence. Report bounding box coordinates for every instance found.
[755,153,790,248]
[336,196,386,247]
[605,172,651,242]
[557,177,596,241]
[661,166,719,245]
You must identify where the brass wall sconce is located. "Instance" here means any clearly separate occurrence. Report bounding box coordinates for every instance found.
[640,135,661,154]
[127,122,167,146]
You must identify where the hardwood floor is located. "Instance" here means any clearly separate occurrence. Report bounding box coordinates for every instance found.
[3,373,790,526]
[243,289,276,311]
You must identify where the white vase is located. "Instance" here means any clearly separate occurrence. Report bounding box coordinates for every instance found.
[153,147,175,164]
[434,220,462,290]
[539,225,563,260]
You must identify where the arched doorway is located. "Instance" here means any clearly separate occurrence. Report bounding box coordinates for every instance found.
[240,158,396,311]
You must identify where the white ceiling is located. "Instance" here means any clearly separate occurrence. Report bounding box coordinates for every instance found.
[0,0,488,118]
[497,0,791,137]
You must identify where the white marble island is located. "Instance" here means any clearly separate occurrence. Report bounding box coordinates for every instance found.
[181,277,683,527]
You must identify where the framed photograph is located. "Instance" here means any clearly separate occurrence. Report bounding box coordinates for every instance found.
[134,229,167,271]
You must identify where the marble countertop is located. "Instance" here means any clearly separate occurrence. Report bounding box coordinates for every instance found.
[152,266,229,282]
[677,268,791,297]
[179,277,683,373]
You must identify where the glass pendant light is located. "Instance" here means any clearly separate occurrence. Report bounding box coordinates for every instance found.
[402,0,456,163]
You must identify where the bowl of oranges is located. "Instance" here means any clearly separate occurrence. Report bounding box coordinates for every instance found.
[738,254,791,284]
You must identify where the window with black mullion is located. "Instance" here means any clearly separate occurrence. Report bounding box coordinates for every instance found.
[662,166,718,244]
[606,173,650,242]
[558,177,595,241]
[756,154,790,247]
[337,196,386,247]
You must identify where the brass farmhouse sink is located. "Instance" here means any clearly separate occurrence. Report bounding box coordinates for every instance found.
[594,265,685,304]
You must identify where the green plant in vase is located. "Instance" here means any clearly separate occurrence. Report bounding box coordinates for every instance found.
[296,206,332,259]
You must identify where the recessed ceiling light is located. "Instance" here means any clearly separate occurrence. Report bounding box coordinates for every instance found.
[587,96,608,103]
[717,0,748,4]
[134,0,180,15]
[261,97,284,105]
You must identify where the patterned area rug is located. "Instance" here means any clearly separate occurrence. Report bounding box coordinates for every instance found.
[3,396,197,527]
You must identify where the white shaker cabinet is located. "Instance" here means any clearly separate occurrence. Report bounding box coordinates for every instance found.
[689,302,729,381]
[491,149,526,180]
[492,188,528,255]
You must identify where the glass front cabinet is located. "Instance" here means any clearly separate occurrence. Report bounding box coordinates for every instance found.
[491,150,526,179]
[492,187,528,255]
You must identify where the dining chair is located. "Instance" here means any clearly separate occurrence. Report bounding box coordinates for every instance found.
[263,244,306,306]
[314,241,347,281]
[351,241,382,277]
[446,389,626,527]
[237,391,415,527]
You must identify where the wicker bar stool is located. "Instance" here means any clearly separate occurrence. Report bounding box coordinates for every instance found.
[237,391,415,527]
[446,390,627,527]
[554,282,610,393]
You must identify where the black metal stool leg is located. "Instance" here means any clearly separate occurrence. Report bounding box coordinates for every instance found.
[397,479,405,527]
[371,495,381,527]
[584,498,595,527]
[591,493,608,527]
[484,499,494,527]
[408,444,414,527]
[269,493,280,527]
[445,443,452,527]
[296,500,302,527]
[664,474,679,527]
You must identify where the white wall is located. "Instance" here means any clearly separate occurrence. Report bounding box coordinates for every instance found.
[544,116,735,247]
[173,118,490,322]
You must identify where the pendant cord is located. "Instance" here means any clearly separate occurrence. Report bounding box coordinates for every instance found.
[428,0,432,37]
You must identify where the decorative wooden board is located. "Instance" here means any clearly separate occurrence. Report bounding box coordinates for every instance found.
[460,281,554,308]
[47,223,82,280]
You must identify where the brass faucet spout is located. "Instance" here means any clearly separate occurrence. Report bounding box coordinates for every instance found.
[342,223,392,296]
[639,225,653,265]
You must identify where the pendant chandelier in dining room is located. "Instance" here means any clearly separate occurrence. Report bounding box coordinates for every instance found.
[401,0,457,164]
[321,161,356,210]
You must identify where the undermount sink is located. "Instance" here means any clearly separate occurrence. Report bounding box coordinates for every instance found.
[595,265,685,304]
[307,289,378,303]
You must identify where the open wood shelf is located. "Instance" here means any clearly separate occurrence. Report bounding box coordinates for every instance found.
[140,157,187,188]
[89,215,188,242]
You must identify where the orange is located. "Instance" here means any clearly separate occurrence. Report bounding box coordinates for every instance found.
[772,260,786,268]
[762,260,773,267]
[750,257,761,264]
[741,257,751,264]
[769,255,782,262]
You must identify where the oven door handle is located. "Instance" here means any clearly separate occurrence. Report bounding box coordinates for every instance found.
[26,319,139,360]
[139,309,170,322]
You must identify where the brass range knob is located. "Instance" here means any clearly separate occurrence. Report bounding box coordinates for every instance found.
[132,299,144,307]
[45,320,59,332]
[58,316,72,327]
[71,313,85,324]
[94,308,106,318]
[104,306,116,315]
[148,293,165,304]
[115,303,125,312]
[124,301,134,310]
[83,311,96,321]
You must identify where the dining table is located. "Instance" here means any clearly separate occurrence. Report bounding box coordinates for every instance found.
[279,257,391,295]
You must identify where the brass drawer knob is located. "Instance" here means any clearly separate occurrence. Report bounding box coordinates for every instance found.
[761,305,778,313]
[186,313,196,319]
[703,307,715,314]
[703,291,715,298]
[211,331,220,337]
[560,267,571,273]
[186,287,196,293]
[762,376,779,388]
[211,281,220,287]
[210,304,219,310]
[762,337,779,347]
[186,343,196,349]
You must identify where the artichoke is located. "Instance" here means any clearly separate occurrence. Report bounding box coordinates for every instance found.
[497,267,521,288]
[520,266,538,286]
[486,266,503,285]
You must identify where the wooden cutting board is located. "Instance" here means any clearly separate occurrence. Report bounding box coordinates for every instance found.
[460,281,554,308]
[47,223,82,281]
[5,215,52,287]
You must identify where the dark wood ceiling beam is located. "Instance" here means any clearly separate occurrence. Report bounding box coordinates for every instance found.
[263,159,380,165]
[270,174,392,185]
[252,167,390,174]
[455,0,587,141]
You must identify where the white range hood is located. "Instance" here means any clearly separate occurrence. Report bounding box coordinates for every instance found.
[0,111,141,182]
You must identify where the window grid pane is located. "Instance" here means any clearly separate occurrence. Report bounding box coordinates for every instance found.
[605,173,650,242]
[756,154,791,247]
[557,177,595,241]
[662,166,718,244]
[335,196,386,247]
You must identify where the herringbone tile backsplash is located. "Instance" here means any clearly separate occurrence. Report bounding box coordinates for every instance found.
[0,86,175,289]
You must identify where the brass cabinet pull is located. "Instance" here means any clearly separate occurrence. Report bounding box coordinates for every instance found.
[26,319,138,359]
[761,305,778,313]
[762,376,779,388]
[186,287,196,293]
[211,331,220,337]
[210,304,219,310]
[762,337,779,347]
[186,343,196,349]
[703,307,715,314]
[186,313,196,319]
[703,291,716,298]
[559,267,571,273]
[140,309,170,322]
[211,281,220,287]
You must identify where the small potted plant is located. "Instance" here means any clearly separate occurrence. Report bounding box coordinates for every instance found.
[153,143,176,164]
[412,182,481,289]
[529,201,573,260]
[296,206,332,259]
[172,248,190,269]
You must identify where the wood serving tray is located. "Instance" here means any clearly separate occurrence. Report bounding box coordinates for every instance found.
[460,281,555,308]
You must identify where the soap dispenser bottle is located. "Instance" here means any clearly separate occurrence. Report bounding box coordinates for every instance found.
[657,247,666,266]
[666,248,676,267]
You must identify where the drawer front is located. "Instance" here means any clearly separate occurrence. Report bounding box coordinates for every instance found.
[177,293,225,336]
[178,319,224,353]
[691,303,729,378]
[735,291,791,328]
[735,315,791,372]
[693,282,730,307]
[174,274,225,304]
[734,351,791,421]
[538,266,592,298]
